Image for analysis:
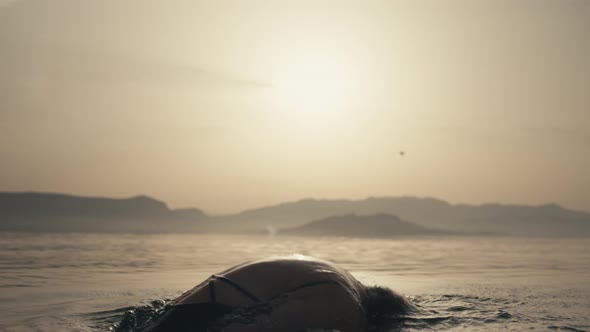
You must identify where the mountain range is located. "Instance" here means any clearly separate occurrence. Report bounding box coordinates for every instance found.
[1,192,589,237]
[0,192,207,233]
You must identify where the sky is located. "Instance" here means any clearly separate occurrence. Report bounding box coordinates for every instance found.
[1,0,589,213]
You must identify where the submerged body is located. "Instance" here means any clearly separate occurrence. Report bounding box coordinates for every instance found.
[145,255,414,332]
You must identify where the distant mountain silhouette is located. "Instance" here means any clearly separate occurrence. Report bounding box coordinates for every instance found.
[1,192,590,236]
[210,197,590,237]
[0,192,207,232]
[283,213,445,237]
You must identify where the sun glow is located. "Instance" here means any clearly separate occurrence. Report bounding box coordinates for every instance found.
[272,53,362,123]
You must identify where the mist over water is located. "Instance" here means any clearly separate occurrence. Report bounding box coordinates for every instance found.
[0,232,588,331]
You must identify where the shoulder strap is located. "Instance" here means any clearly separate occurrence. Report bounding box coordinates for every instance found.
[212,274,262,303]
[287,280,342,294]
[208,276,217,305]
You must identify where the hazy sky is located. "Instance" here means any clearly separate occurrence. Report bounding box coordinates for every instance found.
[1,0,589,213]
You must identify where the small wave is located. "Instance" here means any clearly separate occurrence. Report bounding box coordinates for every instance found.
[105,298,486,332]
[394,294,519,330]
[104,293,590,332]
[447,305,472,312]
[107,300,170,332]
[548,326,588,332]
[0,284,36,288]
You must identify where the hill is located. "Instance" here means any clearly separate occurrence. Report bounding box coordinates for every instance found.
[283,213,444,237]
[210,197,590,237]
[0,192,207,232]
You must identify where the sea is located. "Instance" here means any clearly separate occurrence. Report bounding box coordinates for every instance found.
[0,232,589,332]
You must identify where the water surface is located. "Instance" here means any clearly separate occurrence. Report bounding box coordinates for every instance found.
[0,233,588,331]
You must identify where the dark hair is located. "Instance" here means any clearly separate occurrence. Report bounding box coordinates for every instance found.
[364,286,417,324]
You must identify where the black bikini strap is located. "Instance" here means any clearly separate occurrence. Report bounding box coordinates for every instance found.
[209,276,217,305]
[212,274,262,303]
[265,280,343,302]
[288,280,341,293]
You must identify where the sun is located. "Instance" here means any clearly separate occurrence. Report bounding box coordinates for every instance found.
[271,53,361,123]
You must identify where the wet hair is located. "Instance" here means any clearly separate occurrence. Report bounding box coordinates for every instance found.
[364,286,417,324]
